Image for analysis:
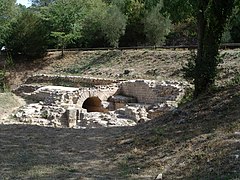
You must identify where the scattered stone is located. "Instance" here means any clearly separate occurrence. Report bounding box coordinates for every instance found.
[234,132,240,135]
[155,173,163,180]
[119,138,134,145]
[177,119,186,124]
[146,69,158,76]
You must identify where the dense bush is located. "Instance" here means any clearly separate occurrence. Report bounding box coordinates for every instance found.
[7,10,49,59]
[101,5,127,47]
[143,2,171,45]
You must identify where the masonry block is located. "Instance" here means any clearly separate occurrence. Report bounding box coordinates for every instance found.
[66,107,77,128]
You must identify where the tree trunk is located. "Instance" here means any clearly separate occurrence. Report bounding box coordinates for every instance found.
[194,0,234,97]
[61,46,64,57]
[194,1,210,97]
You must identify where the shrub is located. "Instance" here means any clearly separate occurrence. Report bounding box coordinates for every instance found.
[7,10,49,59]
[143,2,171,46]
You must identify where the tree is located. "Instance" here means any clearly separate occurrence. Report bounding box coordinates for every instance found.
[119,0,147,46]
[143,1,171,46]
[31,0,54,6]
[229,1,240,42]
[80,0,108,48]
[48,0,84,55]
[164,0,235,97]
[101,5,127,47]
[193,0,235,96]
[7,9,49,58]
[0,0,16,46]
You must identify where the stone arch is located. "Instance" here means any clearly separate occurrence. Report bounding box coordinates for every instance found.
[82,96,108,112]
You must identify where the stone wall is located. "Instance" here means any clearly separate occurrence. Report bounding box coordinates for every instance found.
[13,75,188,128]
[118,80,185,105]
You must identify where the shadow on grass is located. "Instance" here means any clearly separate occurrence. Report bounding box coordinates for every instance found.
[0,124,133,179]
[111,85,240,179]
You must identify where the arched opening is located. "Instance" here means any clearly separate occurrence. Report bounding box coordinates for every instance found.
[82,96,108,113]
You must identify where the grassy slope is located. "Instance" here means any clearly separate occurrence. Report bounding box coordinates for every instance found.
[0,87,239,179]
[111,85,240,179]
[0,49,239,179]
[0,93,25,121]
[6,49,240,89]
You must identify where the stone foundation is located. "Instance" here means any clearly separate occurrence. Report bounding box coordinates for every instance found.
[13,75,188,128]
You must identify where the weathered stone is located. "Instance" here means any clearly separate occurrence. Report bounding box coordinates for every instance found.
[66,108,77,128]
[119,80,186,104]
[13,76,188,128]
[155,173,163,180]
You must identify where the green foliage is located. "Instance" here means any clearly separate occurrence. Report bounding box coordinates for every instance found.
[221,25,232,43]
[0,0,17,45]
[120,0,146,46]
[31,0,54,6]
[80,0,108,47]
[229,2,240,42]
[7,9,49,58]
[165,18,197,46]
[51,32,75,56]
[5,52,14,68]
[182,50,197,82]
[0,68,6,92]
[193,0,235,97]
[178,88,194,106]
[101,5,127,47]
[48,0,84,51]
[163,0,196,23]
[143,1,171,45]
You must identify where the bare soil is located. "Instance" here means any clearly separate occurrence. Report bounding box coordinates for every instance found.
[0,49,239,179]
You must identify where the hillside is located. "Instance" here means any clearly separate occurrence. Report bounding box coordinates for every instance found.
[6,49,240,89]
[0,85,239,179]
[0,49,239,179]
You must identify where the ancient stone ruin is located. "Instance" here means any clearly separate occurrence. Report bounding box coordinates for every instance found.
[13,74,187,128]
